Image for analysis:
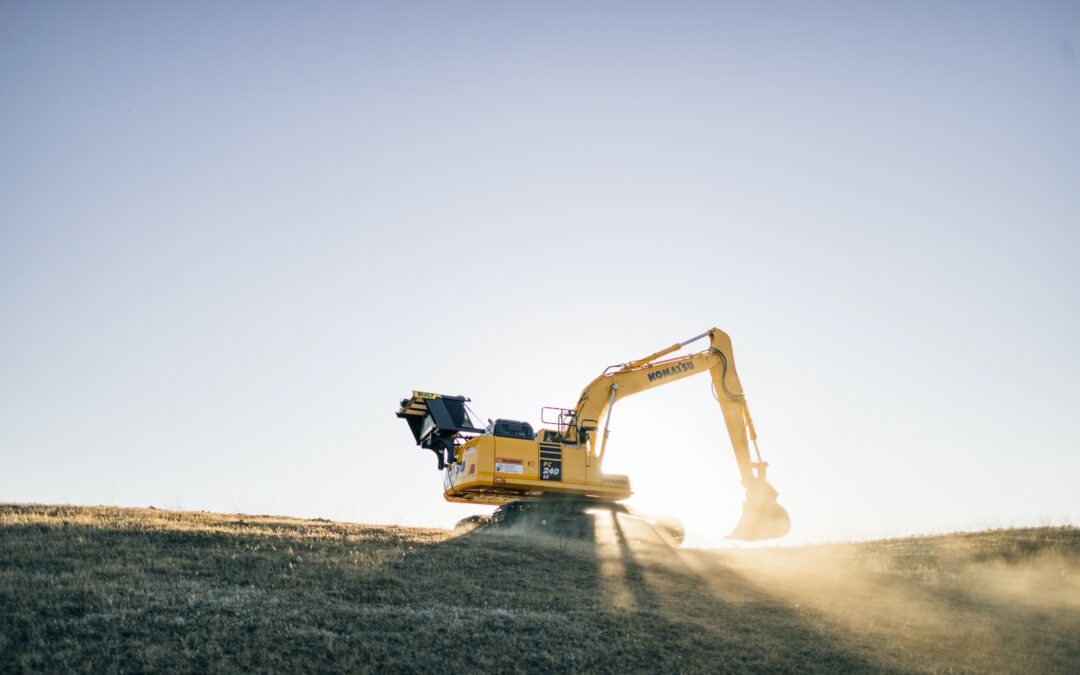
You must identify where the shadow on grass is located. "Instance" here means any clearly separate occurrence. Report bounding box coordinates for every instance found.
[389,512,884,673]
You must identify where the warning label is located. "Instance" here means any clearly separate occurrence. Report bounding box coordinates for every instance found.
[495,458,524,475]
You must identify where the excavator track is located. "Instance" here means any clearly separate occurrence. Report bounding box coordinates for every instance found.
[459,499,685,546]
[491,499,611,540]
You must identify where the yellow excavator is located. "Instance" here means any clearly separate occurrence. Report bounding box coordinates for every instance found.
[397,328,790,542]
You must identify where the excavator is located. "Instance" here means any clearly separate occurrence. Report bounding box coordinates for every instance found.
[396,328,790,543]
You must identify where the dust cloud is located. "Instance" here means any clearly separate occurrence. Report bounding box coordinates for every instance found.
[606,517,1080,672]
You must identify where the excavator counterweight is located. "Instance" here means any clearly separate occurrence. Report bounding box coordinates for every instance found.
[396,328,791,542]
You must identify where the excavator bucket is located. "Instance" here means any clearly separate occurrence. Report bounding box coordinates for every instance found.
[728,479,791,541]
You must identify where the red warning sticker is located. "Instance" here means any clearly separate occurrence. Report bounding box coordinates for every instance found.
[494,458,524,474]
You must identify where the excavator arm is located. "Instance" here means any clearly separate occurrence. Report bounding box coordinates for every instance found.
[566,328,791,541]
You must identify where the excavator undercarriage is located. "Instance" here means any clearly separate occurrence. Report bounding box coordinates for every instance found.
[456,498,687,546]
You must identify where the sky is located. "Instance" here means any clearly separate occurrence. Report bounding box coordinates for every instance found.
[2,1,1078,546]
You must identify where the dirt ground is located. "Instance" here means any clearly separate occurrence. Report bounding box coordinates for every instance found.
[1,504,1077,673]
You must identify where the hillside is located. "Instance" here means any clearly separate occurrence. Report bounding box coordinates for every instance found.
[1,505,1077,673]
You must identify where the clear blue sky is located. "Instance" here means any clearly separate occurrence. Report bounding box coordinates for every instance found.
[2,1,1077,544]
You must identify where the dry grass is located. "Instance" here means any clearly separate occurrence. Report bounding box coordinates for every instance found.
[1,504,1077,673]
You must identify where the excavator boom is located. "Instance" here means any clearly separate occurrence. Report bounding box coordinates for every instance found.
[566,329,790,540]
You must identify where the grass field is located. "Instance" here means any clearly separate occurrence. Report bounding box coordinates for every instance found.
[1,504,1077,673]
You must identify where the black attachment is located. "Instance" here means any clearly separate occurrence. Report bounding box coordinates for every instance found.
[397,392,483,469]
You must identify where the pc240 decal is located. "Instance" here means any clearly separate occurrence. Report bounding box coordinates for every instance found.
[540,459,562,481]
